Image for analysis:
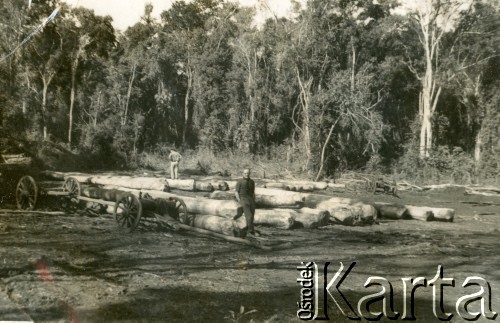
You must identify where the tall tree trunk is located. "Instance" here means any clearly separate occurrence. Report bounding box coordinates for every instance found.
[182,66,193,145]
[351,39,356,92]
[68,37,89,148]
[315,117,340,181]
[41,73,55,140]
[42,82,48,140]
[295,69,313,171]
[414,0,446,159]
[122,64,137,126]
[69,61,77,148]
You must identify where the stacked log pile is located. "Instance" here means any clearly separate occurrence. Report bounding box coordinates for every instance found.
[43,172,458,238]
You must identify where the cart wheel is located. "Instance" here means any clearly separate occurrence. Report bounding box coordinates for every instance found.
[114,194,143,232]
[63,177,81,199]
[16,175,38,210]
[173,198,191,225]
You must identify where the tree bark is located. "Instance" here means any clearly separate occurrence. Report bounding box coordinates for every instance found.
[182,65,193,145]
[295,69,313,171]
[372,202,407,220]
[316,200,377,225]
[41,72,55,140]
[122,63,136,126]
[294,208,330,228]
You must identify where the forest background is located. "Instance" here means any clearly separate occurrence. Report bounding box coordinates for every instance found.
[0,0,498,184]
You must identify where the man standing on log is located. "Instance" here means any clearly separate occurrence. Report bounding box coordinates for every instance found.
[168,149,182,179]
[235,168,259,236]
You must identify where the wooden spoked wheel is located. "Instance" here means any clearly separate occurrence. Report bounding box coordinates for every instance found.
[63,177,81,200]
[172,198,191,225]
[16,175,38,210]
[114,194,143,232]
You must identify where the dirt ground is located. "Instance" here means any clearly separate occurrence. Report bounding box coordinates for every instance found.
[0,185,499,322]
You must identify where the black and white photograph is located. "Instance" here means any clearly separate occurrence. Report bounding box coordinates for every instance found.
[0,0,499,321]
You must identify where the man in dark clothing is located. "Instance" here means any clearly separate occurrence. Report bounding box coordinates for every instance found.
[235,168,258,236]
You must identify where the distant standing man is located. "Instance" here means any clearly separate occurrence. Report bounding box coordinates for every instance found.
[169,149,182,179]
[235,168,258,236]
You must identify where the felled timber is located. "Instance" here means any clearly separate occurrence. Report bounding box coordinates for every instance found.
[465,186,500,197]
[327,183,346,191]
[255,187,304,201]
[191,214,241,236]
[397,181,424,192]
[423,184,468,191]
[285,184,315,192]
[372,202,407,220]
[303,194,354,208]
[286,180,328,190]
[255,195,304,208]
[210,181,229,191]
[299,185,315,192]
[253,209,295,229]
[263,182,287,189]
[294,208,330,228]
[101,186,242,218]
[89,176,168,191]
[208,189,305,208]
[208,190,235,200]
[262,180,328,191]
[404,205,433,221]
[432,208,455,222]
[165,179,195,191]
[194,182,214,192]
[80,187,127,201]
[404,205,455,222]
[316,199,377,225]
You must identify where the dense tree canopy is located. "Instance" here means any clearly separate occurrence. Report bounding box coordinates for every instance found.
[0,0,498,181]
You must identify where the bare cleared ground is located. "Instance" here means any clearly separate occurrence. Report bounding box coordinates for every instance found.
[0,187,499,322]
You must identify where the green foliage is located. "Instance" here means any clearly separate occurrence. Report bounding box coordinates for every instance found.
[0,0,497,182]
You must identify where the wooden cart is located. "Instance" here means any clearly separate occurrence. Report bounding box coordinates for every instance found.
[3,169,188,232]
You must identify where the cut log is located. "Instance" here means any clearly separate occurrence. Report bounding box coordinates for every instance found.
[299,185,315,192]
[294,208,330,228]
[372,202,407,220]
[423,184,468,190]
[316,200,377,225]
[208,190,235,200]
[210,181,229,191]
[255,188,305,202]
[397,181,424,192]
[303,194,355,208]
[80,187,126,202]
[327,183,346,191]
[101,186,242,218]
[432,208,455,222]
[165,179,195,191]
[191,214,241,236]
[255,195,304,209]
[404,205,455,222]
[194,182,214,192]
[208,189,305,208]
[89,176,168,191]
[404,205,433,221]
[465,187,500,197]
[263,180,328,191]
[263,182,287,189]
[253,209,295,229]
[287,180,328,190]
